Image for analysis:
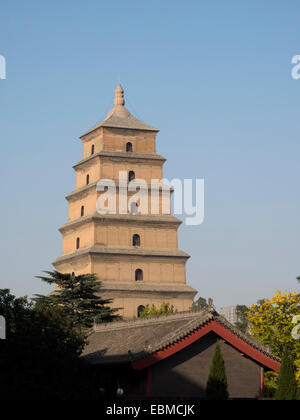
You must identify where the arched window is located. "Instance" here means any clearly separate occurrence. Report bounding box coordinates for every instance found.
[130,202,139,215]
[132,234,140,247]
[128,171,135,182]
[86,174,90,185]
[126,142,133,152]
[76,237,80,249]
[81,205,84,217]
[91,144,95,155]
[137,305,145,318]
[135,268,143,281]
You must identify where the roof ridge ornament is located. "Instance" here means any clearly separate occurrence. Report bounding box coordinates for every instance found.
[114,83,125,106]
[207,297,215,313]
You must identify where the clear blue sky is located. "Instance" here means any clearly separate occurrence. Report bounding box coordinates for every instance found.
[0,1,299,308]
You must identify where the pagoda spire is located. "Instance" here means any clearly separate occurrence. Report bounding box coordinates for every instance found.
[114,83,125,106]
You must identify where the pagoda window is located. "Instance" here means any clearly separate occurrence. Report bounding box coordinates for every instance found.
[86,174,90,185]
[76,237,80,249]
[132,234,140,247]
[130,202,139,214]
[137,305,145,318]
[135,269,143,281]
[91,144,95,155]
[128,171,135,182]
[126,142,133,152]
[81,205,84,217]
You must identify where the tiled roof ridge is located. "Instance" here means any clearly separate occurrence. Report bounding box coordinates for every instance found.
[91,307,280,363]
[93,307,212,332]
[213,313,280,362]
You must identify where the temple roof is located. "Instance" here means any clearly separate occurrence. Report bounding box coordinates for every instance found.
[82,306,281,372]
[81,84,158,137]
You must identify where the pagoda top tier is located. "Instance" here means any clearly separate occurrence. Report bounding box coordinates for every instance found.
[81,84,159,137]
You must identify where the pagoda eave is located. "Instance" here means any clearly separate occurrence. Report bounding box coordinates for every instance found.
[53,246,190,266]
[73,151,166,169]
[59,213,183,233]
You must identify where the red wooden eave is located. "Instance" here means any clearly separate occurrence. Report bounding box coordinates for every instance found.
[131,319,281,373]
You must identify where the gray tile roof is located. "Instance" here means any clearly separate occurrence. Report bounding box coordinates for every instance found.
[82,307,280,365]
[82,110,158,135]
[81,85,158,136]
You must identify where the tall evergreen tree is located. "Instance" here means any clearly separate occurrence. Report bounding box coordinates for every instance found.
[234,305,249,333]
[206,341,229,400]
[35,271,120,329]
[275,348,299,400]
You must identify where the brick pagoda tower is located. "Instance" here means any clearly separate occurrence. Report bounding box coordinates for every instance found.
[53,84,196,318]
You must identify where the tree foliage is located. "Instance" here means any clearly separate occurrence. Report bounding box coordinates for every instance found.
[247,291,300,386]
[0,289,101,399]
[206,341,229,400]
[191,296,207,310]
[275,348,299,400]
[234,305,249,333]
[35,271,120,328]
[140,302,177,318]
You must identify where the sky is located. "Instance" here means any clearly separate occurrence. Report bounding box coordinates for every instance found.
[0,1,299,309]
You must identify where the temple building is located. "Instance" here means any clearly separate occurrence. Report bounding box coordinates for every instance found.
[82,305,281,399]
[53,84,197,318]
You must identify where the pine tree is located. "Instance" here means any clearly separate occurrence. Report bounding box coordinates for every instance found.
[35,271,121,329]
[206,341,229,400]
[275,348,299,400]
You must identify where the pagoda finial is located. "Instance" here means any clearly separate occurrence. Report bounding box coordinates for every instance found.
[114,83,125,106]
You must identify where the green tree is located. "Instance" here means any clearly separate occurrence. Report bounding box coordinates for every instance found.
[206,341,229,400]
[140,302,177,318]
[234,305,249,333]
[0,289,98,400]
[275,348,299,400]
[247,291,300,386]
[191,296,207,310]
[35,271,120,329]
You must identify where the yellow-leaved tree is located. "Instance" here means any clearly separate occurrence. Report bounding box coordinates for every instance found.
[247,291,300,386]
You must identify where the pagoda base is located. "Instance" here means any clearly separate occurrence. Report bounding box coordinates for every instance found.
[98,281,197,318]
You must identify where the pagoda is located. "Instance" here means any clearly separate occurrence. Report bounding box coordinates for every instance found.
[53,84,196,318]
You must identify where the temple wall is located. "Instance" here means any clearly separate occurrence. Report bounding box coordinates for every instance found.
[150,332,261,399]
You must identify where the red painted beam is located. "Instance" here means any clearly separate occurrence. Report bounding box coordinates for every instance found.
[210,321,280,372]
[132,323,212,371]
[131,320,281,373]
